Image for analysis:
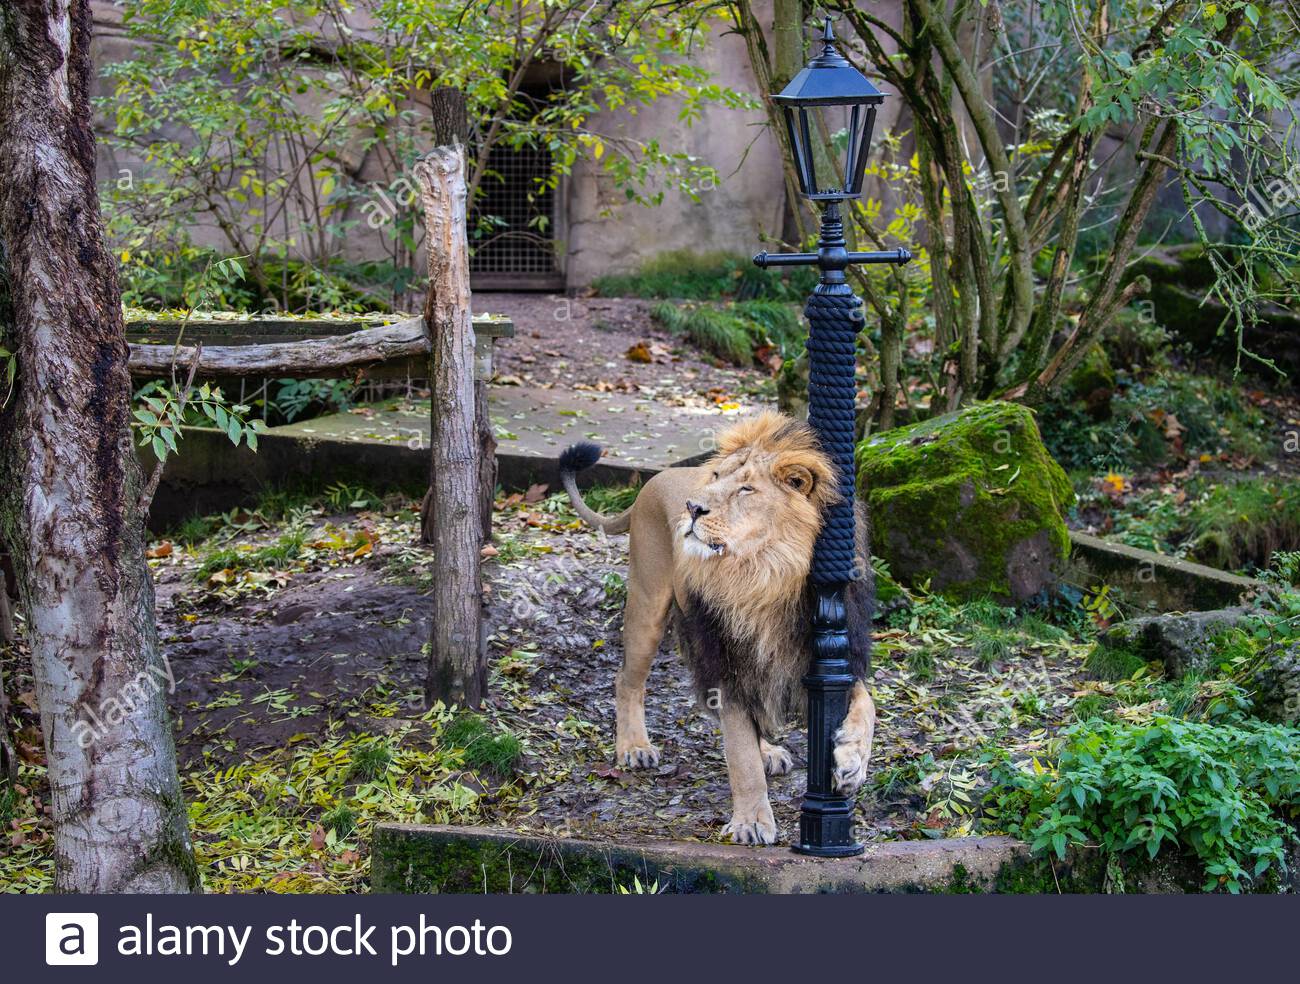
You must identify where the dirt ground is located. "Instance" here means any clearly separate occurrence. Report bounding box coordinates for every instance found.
[132,484,1089,855]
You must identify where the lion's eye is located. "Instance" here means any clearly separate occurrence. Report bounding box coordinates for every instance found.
[711,472,719,481]
[738,485,755,495]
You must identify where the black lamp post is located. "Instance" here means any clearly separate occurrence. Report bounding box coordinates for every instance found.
[754,18,912,858]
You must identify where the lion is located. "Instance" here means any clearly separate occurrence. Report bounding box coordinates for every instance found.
[559,410,875,845]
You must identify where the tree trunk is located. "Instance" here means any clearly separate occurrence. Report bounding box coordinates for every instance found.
[0,0,199,892]
[416,147,485,709]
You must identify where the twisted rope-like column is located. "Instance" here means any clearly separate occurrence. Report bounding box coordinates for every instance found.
[805,285,863,585]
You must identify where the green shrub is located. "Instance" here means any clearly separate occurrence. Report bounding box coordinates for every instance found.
[592,249,815,301]
[1261,551,1300,587]
[1039,373,1269,473]
[987,716,1300,892]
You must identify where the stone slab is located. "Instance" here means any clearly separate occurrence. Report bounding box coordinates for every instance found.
[1067,530,1263,613]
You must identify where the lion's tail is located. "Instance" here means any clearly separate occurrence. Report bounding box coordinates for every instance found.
[558,442,633,535]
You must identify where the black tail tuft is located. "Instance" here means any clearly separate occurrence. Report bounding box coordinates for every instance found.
[559,442,603,475]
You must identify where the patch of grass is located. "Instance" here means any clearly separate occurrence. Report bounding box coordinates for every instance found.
[3,718,494,894]
[965,599,1017,629]
[971,628,1015,671]
[592,249,815,301]
[174,514,217,546]
[348,741,394,782]
[1187,478,1300,572]
[651,299,803,366]
[195,530,305,580]
[1071,693,1116,721]
[325,481,382,512]
[907,647,935,681]
[1083,640,1148,682]
[321,804,358,838]
[441,713,522,777]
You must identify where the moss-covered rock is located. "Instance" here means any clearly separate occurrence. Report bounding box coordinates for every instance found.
[856,402,1074,602]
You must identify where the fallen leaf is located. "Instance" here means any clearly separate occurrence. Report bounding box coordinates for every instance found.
[625,342,652,363]
[523,483,549,503]
[146,542,173,559]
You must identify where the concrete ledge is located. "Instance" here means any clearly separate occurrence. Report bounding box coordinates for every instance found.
[371,824,1073,894]
[1067,530,1262,613]
[144,426,671,530]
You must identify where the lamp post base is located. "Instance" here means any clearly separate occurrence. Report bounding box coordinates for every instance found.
[793,798,865,858]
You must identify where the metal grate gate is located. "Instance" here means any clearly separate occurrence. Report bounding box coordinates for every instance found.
[469,139,562,289]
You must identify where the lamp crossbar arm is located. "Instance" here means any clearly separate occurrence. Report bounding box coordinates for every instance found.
[752,248,913,269]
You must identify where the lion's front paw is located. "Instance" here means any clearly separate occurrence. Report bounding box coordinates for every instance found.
[832,726,871,794]
[616,738,661,769]
[761,742,794,776]
[722,803,779,846]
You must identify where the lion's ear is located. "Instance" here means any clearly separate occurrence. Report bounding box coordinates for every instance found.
[774,461,816,497]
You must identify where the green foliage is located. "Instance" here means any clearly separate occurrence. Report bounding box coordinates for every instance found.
[441,714,522,777]
[348,741,395,783]
[1261,552,1300,587]
[103,0,750,312]
[272,378,355,424]
[593,250,816,301]
[1039,371,1269,473]
[1084,641,1149,683]
[0,344,15,409]
[987,716,1300,893]
[583,484,641,516]
[135,380,269,464]
[652,299,803,366]
[195,531,305,581]
[1188,479,1300,572]
[321,804,359,838]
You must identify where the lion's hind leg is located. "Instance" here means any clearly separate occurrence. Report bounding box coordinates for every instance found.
[832,681,876,794]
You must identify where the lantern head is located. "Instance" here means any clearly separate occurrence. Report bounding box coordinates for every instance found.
[773,19,884,201]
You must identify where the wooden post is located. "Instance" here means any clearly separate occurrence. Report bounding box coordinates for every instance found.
[415,147,486,709]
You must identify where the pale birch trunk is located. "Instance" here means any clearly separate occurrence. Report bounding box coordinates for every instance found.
[0,0,199,892]
[415,147,485,708]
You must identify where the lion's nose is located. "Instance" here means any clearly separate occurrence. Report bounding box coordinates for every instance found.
[686,500,709,521]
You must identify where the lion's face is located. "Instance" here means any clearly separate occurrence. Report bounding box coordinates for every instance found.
[677,444,834,570]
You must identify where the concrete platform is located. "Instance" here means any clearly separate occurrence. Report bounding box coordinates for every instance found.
[274,382,732,472]
[145,382,750,528]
